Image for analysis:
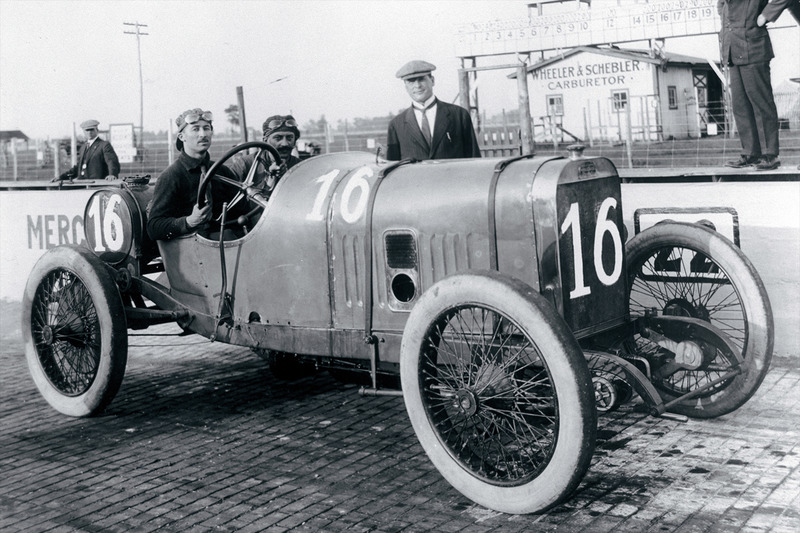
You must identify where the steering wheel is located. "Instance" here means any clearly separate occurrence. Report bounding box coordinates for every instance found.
[197,141,282,218]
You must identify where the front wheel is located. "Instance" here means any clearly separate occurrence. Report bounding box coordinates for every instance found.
[625,222,773,418]
[22,245,128,416]
[400,271,596,514]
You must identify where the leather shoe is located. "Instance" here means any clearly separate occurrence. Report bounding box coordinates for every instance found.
[725,155,760,168]
[755,155,780,171]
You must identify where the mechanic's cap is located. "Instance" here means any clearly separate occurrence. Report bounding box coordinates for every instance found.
[396,60,436,80]
[175,108,213,151]
[262,115,300,141]
[80,119,99,130]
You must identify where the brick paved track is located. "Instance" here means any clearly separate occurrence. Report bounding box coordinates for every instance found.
[1,324,798,532]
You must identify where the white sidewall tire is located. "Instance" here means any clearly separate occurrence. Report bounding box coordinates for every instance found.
[626,222,773,417]
[22,245,128,417]
[400,271,596,514]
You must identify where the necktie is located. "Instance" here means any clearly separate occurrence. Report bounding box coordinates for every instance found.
[416,101,434,147]
[79,144,90,175]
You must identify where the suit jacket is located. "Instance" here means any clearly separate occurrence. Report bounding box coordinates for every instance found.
[718,0,794,65]
[66,138,120,179]
[386,100,481,161]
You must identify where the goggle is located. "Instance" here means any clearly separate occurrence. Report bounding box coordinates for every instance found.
[266,117,298,130]
[179,111,213,129]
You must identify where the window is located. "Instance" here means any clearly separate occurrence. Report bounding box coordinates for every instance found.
[612,90,629,111]
[693,72,708,107]
[668,86,678,109]
[546,94,564,116]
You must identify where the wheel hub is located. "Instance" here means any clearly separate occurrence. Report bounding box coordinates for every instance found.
[592,375,617,412]
[664,298,710,321]
[454,389,479,416]
[41,325,55,345]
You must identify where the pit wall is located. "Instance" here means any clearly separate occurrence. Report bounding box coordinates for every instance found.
[1,181,797,356]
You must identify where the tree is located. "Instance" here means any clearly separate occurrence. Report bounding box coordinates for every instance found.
[225,104,240,131]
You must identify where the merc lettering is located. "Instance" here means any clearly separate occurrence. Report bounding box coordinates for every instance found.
[27,215,85,249]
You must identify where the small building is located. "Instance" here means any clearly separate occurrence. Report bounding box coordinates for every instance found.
[514,45,723,143]
[0,130,30,143]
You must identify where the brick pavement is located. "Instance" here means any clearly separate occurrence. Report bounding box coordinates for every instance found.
[1,322,798,533]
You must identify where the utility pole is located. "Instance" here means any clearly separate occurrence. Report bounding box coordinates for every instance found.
[123,21,148,150]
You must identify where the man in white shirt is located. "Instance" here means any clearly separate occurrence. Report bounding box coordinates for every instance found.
[386,60,481,161]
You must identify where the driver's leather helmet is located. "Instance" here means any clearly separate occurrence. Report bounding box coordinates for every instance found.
[175,108,213,152]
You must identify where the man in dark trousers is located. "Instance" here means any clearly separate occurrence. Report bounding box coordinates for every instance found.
[719,0,794,170]
[386,60,481,161]
[57,119,120,180]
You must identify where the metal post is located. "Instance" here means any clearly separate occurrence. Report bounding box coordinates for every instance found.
[469,58,480,132]
[586,100,594,147]
[53,141,60,179]
[123,22,148,150]
[625,103,633,168]
[71,123,77,168]
[516,64,535,155]
[167,119,174,166]
[236,86,248,143]
[458,67,470,111]
[11,140,17,181]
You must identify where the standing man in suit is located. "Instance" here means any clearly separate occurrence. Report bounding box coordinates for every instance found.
[719,0,794,170]
[57,119,120,180]
[386,60,481,161]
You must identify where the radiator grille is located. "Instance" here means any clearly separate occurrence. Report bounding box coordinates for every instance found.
[385,233,417,269]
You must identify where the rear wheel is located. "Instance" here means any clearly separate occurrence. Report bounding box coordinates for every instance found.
[624,222,773,418]
[401,271,596,514]
[22,246,128,416]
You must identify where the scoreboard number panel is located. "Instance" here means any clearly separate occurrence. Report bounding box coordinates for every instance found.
[456,0,721,57]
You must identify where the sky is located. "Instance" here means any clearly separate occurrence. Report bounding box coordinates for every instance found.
[1,0,798,139]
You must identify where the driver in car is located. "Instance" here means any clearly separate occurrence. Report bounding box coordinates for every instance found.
[224,114,303,200]
[147,108,245,241]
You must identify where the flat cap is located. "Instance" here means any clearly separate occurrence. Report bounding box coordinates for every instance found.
[80,119,99,129]
[396,60,436,80]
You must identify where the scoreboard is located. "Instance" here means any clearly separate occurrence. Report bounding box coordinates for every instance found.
[455,0,721,57]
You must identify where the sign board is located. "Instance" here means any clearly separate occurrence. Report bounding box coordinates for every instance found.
[0,188,95,301]
[633,206,739,246]
[109,123,137,163]
[455,0,721,57]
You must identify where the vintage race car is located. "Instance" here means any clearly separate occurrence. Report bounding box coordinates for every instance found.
[22,143,774,514]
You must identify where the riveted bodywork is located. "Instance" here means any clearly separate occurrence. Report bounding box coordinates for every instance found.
[123,151,627,365]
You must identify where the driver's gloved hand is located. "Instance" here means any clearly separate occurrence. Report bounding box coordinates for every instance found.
[187,203,212,228]
[266,162,287,190]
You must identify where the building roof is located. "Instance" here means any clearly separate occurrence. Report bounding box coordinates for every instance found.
[509,45,716,78]
[0,130,30,142]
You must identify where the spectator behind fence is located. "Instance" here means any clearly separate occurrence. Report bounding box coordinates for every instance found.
[55,119,119,180]
[386,60,481,161]
[719,0,795,171]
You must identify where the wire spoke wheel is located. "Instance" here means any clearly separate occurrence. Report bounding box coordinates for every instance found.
[23,246,128,417]
[31,269,103,395]
[624,223,773,418]
[401,272,596,514]
[421,305,557,484]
